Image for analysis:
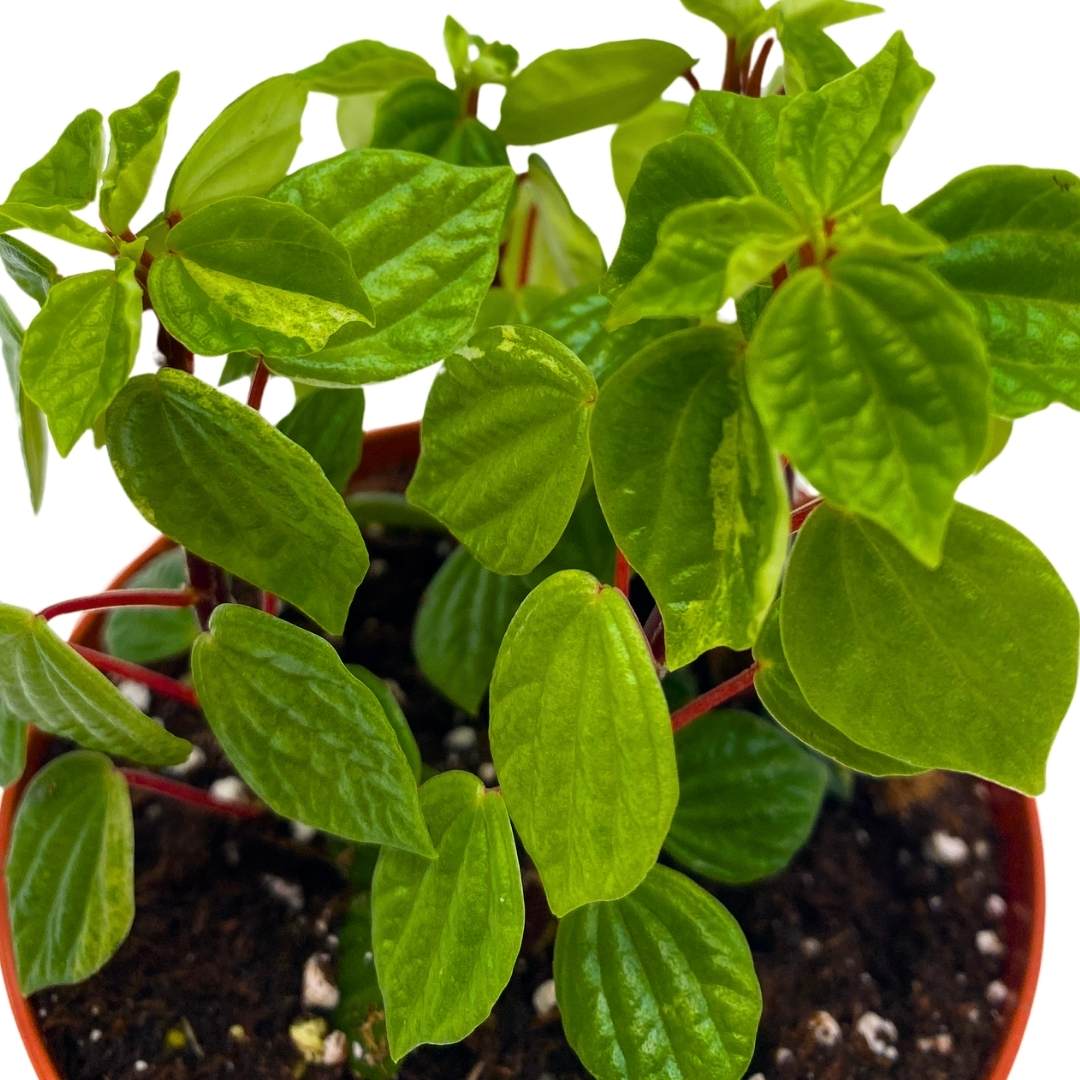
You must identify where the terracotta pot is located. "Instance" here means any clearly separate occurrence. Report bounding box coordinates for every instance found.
[0,422,1044,1080]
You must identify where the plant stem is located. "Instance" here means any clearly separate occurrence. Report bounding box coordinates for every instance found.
[156,322,193,375]
[790,495,823,533]
[643,606,666,669]
[614,550,632,597]
[184,554,222,631]
[771,264,789,290]
[517,204,539,288]
[38,588,198,622]
[670,663,758,732]
[72,644,200,710]
[722,36,741,91]
[746,37,774,98]
[465,85,480,118]
[247,357,270,411]
[121,769,264,821]
[682,67,701,92]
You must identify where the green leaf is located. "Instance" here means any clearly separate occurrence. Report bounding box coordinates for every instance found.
[489,570,677,915]
[106,370,368,634]
[21,263,143,456]
[911,166,1080,418]
[605,133,757,297]
[666,710,827,883]
[218,351,257,386]
[499,40,694,145]
[977,415,1013,473]
[611,100,689,203]
[299,40,435,95]
[0,202,114,253]
[752,601,921,775]
[831,202,946,258]
[773,0,884,95]
[268,149,513,384]
[346,664,421,782]
[0,235,60,304]
[149,195,373,358]
[277,387,365,492]
[0,709,27,787]
[99,72,180,234]
[608,196,806,327]
[0,603,190,764]
[407,325,596,575]
[554,864,761,1080]
[166,75,307,214]
[7,109,103,210]
[444,16,519,90]
[592,326,786,666]
[192,605,431,854]
[777,33,934,222]
[372,771,523,1057]
[102,547,198,665]
[502,155,605,296]
[346,491,444,532]
[0,295,48,513]
[370,78,462,156]
[782,503,1080,794]
[685,92,791,207]
[337,91,386,151]
[7,751,133,995]
[679,0,771,58]
[746,255,989,566]
[438,118,510,168]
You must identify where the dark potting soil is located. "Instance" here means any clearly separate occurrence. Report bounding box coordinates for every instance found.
[32,526,1012,1080]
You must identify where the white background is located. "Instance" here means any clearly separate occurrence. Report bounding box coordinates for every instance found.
[1,1,1077,1075]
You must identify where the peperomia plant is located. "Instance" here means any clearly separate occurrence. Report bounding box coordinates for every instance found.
[1,1,1078,1077]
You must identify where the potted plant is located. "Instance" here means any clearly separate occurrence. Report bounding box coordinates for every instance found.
[0,1,1074,1077]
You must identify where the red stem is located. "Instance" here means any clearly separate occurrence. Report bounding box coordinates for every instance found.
[156,322,193,375]
[72,645,200,711]
[643,607,665,668]
[121,769,263,821]
[38,588,197,622]
[682,67,701,92]
[790,496,824,533]
[722,36,741,91]
[771,264,789,290]
[517,204,539,289]
[746,37,774,98]
[465,85,480,118]
[613,550,632,597]
[670,664,759,732]
[247,358,270,411]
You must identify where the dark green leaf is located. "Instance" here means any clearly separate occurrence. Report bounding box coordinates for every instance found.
[666,710,828,883]
[218,352,257,386]
[269,149,514,384]
[746,255,989,566]
[752,601,921,776]
[0,235,59,304]
[611,100,689,203]
[499,40,694,145]
[911,166,1080,417]
[782,504,1079,794]
[438,118,510,168]
[0,294,48,512]
[592,326,786,666]
[777,33,934,222]
[0,602,190,764]
[300,41,435,95]
[372,771,522,1057]
[21,262,143,456]
[489,570,678,915]
[193,605,431,853]
[7,752,133,995]
[554,864,761,1080]
[277,387,365,492]
[7,109,103,210]
[0,708,27,787]
[149,195,373,358]
[408,325,596,575]
[166,75,307,213]
[346,491,444,532]
[106,370,368,634]
[370,78,462,157]
[102,547,198,665]
[346,664,421,781]
[100,72,180,234]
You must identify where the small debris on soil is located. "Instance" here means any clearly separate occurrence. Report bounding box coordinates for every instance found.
[532,979,558,1019]
[302,953,340,1011]
[856,1011,900,1063]
[207,775,247,805]
[117,678,153,712]
[924,830,970,866]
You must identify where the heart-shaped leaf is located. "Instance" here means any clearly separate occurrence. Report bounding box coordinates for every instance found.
[554,864,761,1080]
[592,326,787,667]
[372,771,523,1058]
[192,605,432,854]
[489,570,678,915]
[7,752,134,995]
[277,387,365,492]
[7,109,103,210]
[268,149,514,384]
[408,325,596,575]
[299,40,435,95]
[166,75,307,214]
[346,664,421,782]
[20,262,142,456]
[0,235,60,305]
[0,602,191,765]
[781,503,1079,794]
[666,710,828,883]
[746,255,989,566]
[106,370,367,634]
[149,196,373,359]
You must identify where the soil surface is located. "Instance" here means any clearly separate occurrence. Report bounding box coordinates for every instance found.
[33,526,1012,1080]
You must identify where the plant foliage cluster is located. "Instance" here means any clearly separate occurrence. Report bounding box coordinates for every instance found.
[1,2,1078,1076]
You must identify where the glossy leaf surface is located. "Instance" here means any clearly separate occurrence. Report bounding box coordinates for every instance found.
[346,664,422,782]
[0,295,47,512]
[300,40,435,94]
[277,387,365,492]
[611,101,689,203]
[0,235,59,304]
[7,109,103,210]
[0,708,27,787]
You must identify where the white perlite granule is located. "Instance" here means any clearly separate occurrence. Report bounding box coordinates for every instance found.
[532,979,558,1017]
[976,929,1005,957]
[478,761,497,784]
[303,953,340,1011]
[856,1012,899,1061]
[117,679,152,712]
[322,1030,348,1066]
[917,1033,954,1055]
[209,776,248,805]
[986,980,1010,1006]
[262,873,304,912]
[167,744,207,777]
[444,725,478,751]
[985,893,1007,919]
[807,1010,842,1047]
[923,830,970,866]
